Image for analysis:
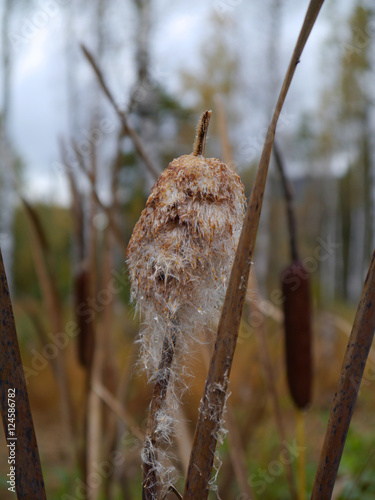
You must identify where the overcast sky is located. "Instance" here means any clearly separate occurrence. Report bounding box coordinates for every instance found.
[2,0,356,204]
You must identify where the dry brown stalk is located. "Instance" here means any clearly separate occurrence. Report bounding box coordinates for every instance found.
[80,43,160,181]
[273,141,299,262]
[215,96,294,497]
[92,381,144,442]
[61,138,85,262]
[183,1,325,498]
[142,326,178,499]
[21,198,75,441]
[70,139,124,247]
[86,344,103,500]
[311,249,375,499]
[216,87,293,499]
[0,248,47,499]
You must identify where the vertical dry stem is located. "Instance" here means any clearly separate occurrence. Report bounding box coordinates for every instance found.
[183,1,325,498]
[311,249,375,499]
[21,199,75,442]
[143,324,178,499]
[0,248,46,499]
[273,141,299,262]
[81,43,160,181]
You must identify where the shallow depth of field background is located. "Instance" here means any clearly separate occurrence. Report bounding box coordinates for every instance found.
[1,0,375,499]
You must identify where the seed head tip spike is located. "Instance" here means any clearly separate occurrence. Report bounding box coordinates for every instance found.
[193,110,212,157]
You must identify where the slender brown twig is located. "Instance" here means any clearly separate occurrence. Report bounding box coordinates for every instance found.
[70,139,124,246]
[80,43,160,181]
[93,381,144,442]
[183,1,325,498]
[273,141,299,262]
[21,198,76,442]
[311,249,375,499]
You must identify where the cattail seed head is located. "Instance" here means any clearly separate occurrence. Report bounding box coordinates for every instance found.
[127,128,245,374]
[127,154,245,316]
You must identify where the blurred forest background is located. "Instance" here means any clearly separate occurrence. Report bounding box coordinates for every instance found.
[0,0,375,499]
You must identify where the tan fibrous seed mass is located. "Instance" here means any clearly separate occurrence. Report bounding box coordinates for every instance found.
[127,153,245,322]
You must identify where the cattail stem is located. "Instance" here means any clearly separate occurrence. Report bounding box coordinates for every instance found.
[143,323,178,500]
[311,249,375,499]
[273,141,299,262]
[183,1,324,496]
[296,409,306,500]
[192,110,212,156]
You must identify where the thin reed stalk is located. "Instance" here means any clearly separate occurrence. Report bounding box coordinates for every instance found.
[311,249,375,499]
[183,2,325,497]
[80,43,160,181]
[21,198,75,441]
[0,248,46,499]
[143,324,178,499]
[216,86,292,500]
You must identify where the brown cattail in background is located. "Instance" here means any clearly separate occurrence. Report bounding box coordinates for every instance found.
[273,142,313,409]
[126,111,245,497]
[281,261,312,409]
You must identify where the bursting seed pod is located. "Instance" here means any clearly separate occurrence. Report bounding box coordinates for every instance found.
[126,111,245,497]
